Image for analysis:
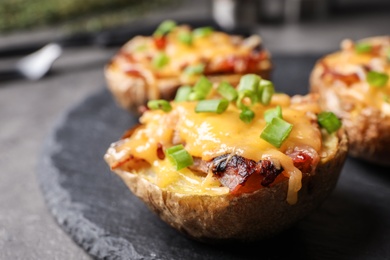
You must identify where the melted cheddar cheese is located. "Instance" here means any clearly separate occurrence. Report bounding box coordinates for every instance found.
[105,93,324,203]
[122,27,262,74]
[114,25,270,87]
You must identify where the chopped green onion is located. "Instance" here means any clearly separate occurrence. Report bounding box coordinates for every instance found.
[166,144,184,154]
[154,20,177,37]
[355,42,372,54]
[264,105,282,123]
[178,31,193,45]
[237,74,261,106]
[188,76,212,101]
[147,100,172,112]
[153,52,169,69]
[317,112,342,134]
[236,90,255,109]
[217,81,238,101]
[184,64,205,75]
[258,79,274,105]
[175,86,192,102]
[260,117,293,148]
[195,99,229,114]
[238,74,261,93]
[166,144,193,170]
[188,92,204,101]
[240,108,255,123]
[367,71,389,88]
[193,27,214,38]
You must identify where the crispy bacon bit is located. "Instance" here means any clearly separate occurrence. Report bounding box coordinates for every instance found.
[210,154,284,194]
[125,69,144,78]
[153,36,167,50]
[259,160,283,187]
[286,147,319,174]
[320,61,360,86]
[206,51,268,75]
[156,143,165,160]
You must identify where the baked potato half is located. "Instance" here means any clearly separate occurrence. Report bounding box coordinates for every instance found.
[105,20,272,113]
[310,36,390,165]
[105,75,348,243]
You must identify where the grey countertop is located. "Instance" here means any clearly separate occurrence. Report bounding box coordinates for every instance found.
[1,2,389,259]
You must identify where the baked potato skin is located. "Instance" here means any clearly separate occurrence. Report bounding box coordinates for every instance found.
[310,36,390,165]
[112,130,348,243]
[311,72,390,165]
[104,25,272,113]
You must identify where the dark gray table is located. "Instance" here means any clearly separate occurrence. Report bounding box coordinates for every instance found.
[1,5,389,259]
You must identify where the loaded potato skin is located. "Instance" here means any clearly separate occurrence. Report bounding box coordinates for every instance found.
[310,36,390,165]
[105,20,272,113]
[105,75,348,243]
[113,135,347,243]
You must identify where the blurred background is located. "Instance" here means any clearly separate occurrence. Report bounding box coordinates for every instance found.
[0,1,389,259]
[1,0,389,53]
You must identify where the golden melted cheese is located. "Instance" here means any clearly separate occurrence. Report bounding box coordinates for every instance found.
[105,93,323,202]
[119,26,265,79]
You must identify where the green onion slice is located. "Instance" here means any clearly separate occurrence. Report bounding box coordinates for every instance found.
[240,108,255,123]
[184,64,205,75]
[260,117,293,148]
[153,52,169,69]
[317,111,341,134]
[178,31,193,45]
[264,105,282,123]
[188,76,212,101]
[355,42,372,54]
[258,79,274,105]
[195,99,229,114]
[147,100,172,112]
[193,27,214,38]
[175,86,192,102]
[236,90,256,109]
[188,91,204,101]
[217,81,238,101]
[236,74,261,107]
[367,71,389,88]
[238,74,261,93]
[154,20,177,37]
[166,144,193,170]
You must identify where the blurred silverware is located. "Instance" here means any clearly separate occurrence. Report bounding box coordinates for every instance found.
[0,43,62,81]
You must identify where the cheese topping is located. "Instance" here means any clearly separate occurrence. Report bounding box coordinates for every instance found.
[105,93,323,201]
[320,36,390,115]
[115,25,269,81]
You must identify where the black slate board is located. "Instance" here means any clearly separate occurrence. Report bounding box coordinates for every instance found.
[37,55,390,260]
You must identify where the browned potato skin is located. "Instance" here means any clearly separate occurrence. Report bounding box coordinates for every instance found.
[105,61,271,113]
[310,62,390,166]
[112,130,348,243]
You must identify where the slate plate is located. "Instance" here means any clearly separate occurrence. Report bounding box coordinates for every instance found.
[37,55,390,260]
